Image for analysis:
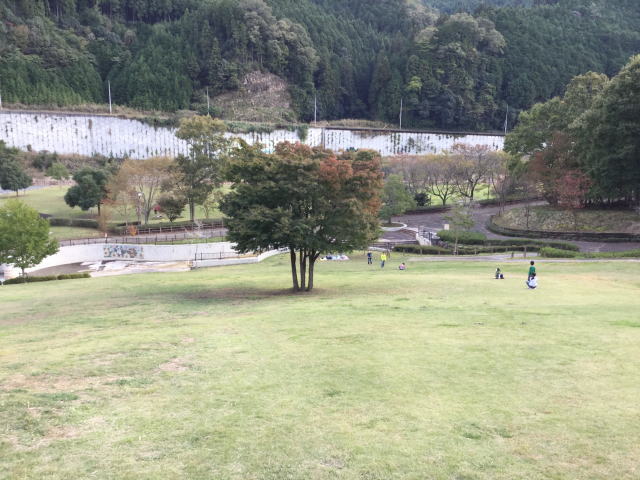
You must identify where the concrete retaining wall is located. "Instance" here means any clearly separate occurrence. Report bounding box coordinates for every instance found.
[0,111,504,158]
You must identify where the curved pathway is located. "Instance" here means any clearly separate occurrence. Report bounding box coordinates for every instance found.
[394,202,640,253]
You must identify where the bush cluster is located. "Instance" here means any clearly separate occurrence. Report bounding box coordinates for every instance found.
[539,247,640,259]
[3,273,90,285]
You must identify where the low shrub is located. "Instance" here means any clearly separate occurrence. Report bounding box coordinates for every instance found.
[393,245,450,255]
[3,272,90,285]
[57,273,91,280]
[49,217,99,229]
[437,230,487,245]
[540,247,640,259]
[393,244,542,256]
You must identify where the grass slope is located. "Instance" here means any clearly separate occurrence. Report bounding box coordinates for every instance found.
[1,256,639,479]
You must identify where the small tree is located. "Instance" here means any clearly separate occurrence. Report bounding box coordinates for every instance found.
[46,162,70,182]
[157,195,187,222]
[0,158,32,196]
[108,157,172,224]
[0,200,59,276]
[175,116,231,221]
[424,154,458,206]
[380,174,416,223]
[443,204,474,254]
[64,167,109,214]
[201,188,225,219]
[557,170,592,231]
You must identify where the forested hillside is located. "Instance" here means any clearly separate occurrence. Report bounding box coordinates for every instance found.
[1,0,639,131]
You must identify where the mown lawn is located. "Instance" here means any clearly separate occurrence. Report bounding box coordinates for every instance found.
[1,256,639,479]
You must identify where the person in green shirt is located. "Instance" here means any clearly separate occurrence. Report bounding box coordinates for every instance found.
[380,252,387,268]
[528,261,536,280]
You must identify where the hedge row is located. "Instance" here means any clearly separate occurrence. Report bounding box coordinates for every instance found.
[393,244,543,256]
[49,217,99,229]
[488,217,640,243]
[436,230,579,251]
[3,273,90,285]
[436,230,486,245]
[540,247,640,259]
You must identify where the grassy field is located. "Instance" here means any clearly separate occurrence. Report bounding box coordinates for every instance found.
[1,256,639,479]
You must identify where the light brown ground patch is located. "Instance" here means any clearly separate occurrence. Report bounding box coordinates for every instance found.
[158,357,190,373]
[1,373,120,393]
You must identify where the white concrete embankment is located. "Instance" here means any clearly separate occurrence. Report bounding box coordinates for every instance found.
[0,111,504,158]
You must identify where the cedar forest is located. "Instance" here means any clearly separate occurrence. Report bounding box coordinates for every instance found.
[1,0,639,131]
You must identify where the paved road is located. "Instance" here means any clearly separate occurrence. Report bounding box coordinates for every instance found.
[394,202,640,253]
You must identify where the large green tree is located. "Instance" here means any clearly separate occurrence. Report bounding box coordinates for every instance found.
[1,142,32,196]
[64,167,110,214]
[573,56,640,204]
[380,174,416,223]
[174,116,230,221]
[0,158,32,196]
[222,142,383,292]
[0,200,59,276]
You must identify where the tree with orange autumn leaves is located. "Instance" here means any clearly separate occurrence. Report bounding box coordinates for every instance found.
[222,142,383,292]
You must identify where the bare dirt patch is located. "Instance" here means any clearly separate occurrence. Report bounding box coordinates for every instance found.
[158,357,190,373]
[1,373,119,393]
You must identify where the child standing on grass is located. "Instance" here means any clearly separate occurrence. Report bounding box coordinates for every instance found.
[367,251,373,265]
[380,252,387,268]
[528,260,536,281]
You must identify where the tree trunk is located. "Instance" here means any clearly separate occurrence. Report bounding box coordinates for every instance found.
[299,249,307,291]
[306,251,319,291]
[189,201,195,221]
[289,248,299,291]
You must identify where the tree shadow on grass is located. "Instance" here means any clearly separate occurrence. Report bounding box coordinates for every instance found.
[178,286,332,304]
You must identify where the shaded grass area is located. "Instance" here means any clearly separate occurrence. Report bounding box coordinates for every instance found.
[1,256,639,479]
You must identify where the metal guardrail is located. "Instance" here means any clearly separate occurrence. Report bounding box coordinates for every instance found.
[120,220,225,236]
[58,232,226,247]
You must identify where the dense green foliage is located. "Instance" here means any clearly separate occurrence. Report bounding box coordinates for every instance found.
[0,200,59,275]
[222,142,383,291]
[1,0,639,130]
[506,55,640,205]
[0,151,32,196]
[64,167,109,213]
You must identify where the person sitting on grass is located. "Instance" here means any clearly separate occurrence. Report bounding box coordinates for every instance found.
[399,262,406,271]
[495,267,504,279]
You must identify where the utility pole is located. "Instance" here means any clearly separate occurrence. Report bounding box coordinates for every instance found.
[206,87,210,116]
[504,104,509,135]
[0,84,3,110]
[108,80,112,114]
[314,95,317,124]
[399,98,403,130]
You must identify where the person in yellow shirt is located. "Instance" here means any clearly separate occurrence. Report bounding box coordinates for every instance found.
[380,252,387,268]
